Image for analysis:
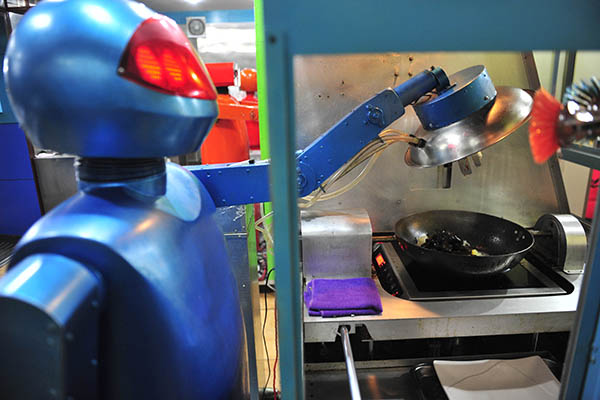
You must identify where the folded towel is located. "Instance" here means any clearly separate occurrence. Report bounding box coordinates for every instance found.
[304,277,383,317]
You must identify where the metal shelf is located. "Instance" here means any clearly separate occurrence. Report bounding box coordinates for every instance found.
[560,144,600,170]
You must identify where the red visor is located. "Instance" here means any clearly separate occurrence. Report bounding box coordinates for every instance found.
[118,16,217,100]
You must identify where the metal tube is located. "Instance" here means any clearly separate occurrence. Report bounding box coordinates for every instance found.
[340,326,362,400]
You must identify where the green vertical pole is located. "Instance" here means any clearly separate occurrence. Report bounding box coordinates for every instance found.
[256,0,305,398]
[255,0,275,283]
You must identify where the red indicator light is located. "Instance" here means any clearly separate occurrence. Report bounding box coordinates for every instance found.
[162,50,184,83]
[135,46,162,83]
[119,16,217,100]
[375,254,386,267]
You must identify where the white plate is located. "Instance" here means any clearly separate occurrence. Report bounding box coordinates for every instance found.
[433,356,560,400]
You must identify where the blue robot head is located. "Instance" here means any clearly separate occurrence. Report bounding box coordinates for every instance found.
[4,0,218,157]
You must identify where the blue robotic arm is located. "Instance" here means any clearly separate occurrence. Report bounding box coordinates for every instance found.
[187,67,450,207]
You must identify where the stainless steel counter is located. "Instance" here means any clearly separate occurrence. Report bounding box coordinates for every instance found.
[304,272,582,343]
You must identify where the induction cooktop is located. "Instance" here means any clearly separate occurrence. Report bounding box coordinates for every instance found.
[373,241,572,301]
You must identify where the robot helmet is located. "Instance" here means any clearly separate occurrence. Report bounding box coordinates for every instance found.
[4,0,218,158]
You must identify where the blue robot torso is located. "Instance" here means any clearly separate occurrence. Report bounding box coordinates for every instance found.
[11,163,244,399]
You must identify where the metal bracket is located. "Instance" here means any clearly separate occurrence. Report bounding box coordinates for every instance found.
[366,105,385,127]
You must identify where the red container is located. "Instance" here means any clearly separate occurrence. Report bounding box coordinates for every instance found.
[201,63,250,164]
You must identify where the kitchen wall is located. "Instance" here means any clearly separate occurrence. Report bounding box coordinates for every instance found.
[294,52,563,231]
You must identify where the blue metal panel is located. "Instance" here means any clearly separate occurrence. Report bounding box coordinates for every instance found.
[0,124,34,180]
[263,0,600,55]
[582,311,600,399]
[560,144,600,170]
[562,195,600,399]
[0,180,41,235]
[164,9,254,24]
[187,161,270,206]
[260,6,305,397]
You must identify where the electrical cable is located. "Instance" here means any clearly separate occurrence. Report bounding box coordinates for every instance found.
[256,211,274,250]
[298,128,415,208]
[254,129,418,278]
[261,268,275,400]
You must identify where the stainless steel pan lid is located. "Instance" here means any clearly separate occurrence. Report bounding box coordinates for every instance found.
[405,86,534,168]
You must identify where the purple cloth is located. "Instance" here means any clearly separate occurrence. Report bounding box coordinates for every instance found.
[304,278,383,318]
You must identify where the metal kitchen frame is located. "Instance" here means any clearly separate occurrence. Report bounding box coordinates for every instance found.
[255,1,600,398]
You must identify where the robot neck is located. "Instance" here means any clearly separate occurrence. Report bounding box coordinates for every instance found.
[75,157,167,199]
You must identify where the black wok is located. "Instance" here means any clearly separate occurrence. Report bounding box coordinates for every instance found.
[394,210,534,276]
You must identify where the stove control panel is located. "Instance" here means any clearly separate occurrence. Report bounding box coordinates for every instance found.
[372,243,402,297]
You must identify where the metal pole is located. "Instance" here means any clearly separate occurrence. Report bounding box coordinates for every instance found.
[340,326,362,400]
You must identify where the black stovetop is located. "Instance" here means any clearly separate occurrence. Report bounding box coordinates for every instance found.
[373,241,572,301]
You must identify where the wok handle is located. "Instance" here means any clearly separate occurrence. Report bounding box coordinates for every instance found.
[527,229,554,238]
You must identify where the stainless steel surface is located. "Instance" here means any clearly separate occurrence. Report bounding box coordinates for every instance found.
[33,155,77,213]
[293,52,564,231]
[340,326,362,400]
[436,164,452,189]
[214,205,261,400]
[534,214,587,274]
[304,264,582,342]
[405,87,533,167]
[300,209,372,279]
[306,352,557,400]
[521,52,570,214]
[306,363,419,400]
[382,242,568,300]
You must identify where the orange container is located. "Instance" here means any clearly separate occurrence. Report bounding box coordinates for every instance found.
[201,93,250,164]
[240,68,260,150]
